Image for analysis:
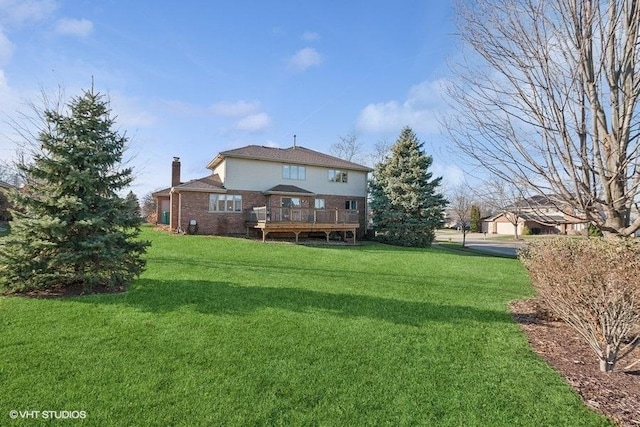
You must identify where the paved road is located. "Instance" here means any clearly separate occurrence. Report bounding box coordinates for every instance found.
[435,232,526,257]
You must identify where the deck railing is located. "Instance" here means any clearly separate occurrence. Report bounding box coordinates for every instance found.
[246,206,359,224]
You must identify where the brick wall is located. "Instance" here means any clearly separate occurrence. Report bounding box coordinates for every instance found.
[173,190,367,238]
[177,190,266,235]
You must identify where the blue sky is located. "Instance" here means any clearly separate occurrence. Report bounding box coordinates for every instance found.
[0,0,463,196]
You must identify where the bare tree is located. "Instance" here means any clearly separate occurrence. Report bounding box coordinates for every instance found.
[449,184,473,246]
[363,139,392,168]
[141,191,158,222]
[330,132,363,162]
[0,162,13,184]
[447,0,640,237]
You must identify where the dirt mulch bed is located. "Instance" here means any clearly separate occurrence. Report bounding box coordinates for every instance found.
[511,299,640,427]
[6,283,127,299]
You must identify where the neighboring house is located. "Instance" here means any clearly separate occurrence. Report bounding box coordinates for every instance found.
[153,145,372,242]
[483,195,589,235]
[0,179,16,221]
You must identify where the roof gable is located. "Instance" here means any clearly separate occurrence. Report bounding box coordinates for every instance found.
[173,174,226,193]
[207,145,372,172]
[264,184,314,196]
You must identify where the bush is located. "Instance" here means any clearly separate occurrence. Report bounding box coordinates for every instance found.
[519,238,640,372]
[587,223,603,237]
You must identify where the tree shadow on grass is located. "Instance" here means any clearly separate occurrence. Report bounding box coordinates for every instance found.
[74,279,514,327]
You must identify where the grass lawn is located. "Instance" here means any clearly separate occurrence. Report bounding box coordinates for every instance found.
[0,227,612,426]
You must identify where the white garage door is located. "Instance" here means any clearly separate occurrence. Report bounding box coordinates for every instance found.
[496,222,515,235]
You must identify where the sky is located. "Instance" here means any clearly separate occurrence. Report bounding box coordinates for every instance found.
[0,0,465,197]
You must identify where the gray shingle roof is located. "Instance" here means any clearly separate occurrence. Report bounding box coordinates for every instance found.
[174,174,225,193]
[519,213,568,224]
[264,184,314,195]
[152,187,171,197]
[207,145,372,172]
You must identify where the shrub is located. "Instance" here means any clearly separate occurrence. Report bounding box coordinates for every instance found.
[519,238,640,372]
[587,223,603,237]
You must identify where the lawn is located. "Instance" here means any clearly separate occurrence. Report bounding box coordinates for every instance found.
[0,227,612,426]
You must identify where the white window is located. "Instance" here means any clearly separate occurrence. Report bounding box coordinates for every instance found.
[345,200,357,210]
[328,169,348,183]
[283,164,306,180]
[314,199,325,209]
[209,194,242,212]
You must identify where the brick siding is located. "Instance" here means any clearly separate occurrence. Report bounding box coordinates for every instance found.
[174,190,367,238]
[177,190,265,235]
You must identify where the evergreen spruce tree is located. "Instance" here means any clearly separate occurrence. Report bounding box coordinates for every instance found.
[369,126,447,247]
[0,88,149,294]
[469,205,482,233]
[125,191,141,219]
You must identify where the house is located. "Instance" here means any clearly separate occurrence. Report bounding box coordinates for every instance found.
[153,145,372,242]
[483,195,589,235]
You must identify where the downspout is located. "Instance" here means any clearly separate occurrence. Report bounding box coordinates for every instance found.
[364,172,370,238]
[178,192,183,233]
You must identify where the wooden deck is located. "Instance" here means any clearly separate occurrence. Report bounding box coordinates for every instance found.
[245,207,360,243]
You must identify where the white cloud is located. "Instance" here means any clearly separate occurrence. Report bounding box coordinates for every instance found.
[233,112,271,132]
[209,99,271,133]
[0,0,57,26]
[432,163,465,188]
[0,29,14,65]
[108,93,156,128]
[288,47,322,72]
[210,100,261,118]
[357,79,448,134]
[54,17,93,37]
[302,31,320,42]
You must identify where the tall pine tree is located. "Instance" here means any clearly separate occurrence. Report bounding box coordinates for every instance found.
[0,88,149,294]
[369,127,446,247]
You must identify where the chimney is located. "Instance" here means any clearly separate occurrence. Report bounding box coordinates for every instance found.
[171,157,181,187]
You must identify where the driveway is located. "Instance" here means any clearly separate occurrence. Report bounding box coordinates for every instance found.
[435,231,526,257]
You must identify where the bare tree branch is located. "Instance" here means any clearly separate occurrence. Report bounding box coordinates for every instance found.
[330,131,364,163]
[447,0,640,236]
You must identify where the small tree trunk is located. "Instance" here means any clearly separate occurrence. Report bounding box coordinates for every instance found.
[600,345,618,372]
[600,358,615,372]
[462,229,467,247]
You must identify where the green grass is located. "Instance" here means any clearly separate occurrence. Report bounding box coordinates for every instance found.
[0,227,612,426]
